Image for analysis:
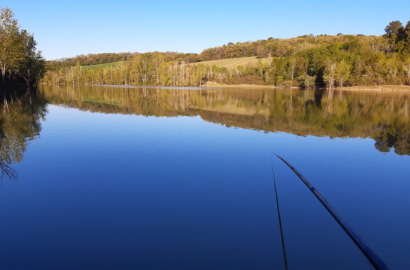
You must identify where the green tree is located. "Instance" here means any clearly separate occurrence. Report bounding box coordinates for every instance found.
[17,30,45,87]
[404,21,410,52]
[335,60,350,87]
[403,58,410,83]
[0,7,24,83]
[74,61,82,84]
[323,60,336,89]
[384,21,404,40]
[298,74,316,88]
[287,57,296,80]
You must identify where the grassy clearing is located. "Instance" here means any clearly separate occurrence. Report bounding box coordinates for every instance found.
[194,57,269,70]
[81,61,124,71]
[80,56,268,72]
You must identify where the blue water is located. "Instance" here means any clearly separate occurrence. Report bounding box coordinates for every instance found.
[1,86,409,269]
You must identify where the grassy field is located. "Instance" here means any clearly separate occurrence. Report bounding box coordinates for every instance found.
[194,57,268,70]
[81,61,124,71]
[80,57,268,71]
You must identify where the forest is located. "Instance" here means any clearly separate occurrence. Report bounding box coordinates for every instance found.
[41,20,410,88]
[0,7,45,87]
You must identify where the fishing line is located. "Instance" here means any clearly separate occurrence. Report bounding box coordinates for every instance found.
[275,154,389,270]
[271,158,289,270]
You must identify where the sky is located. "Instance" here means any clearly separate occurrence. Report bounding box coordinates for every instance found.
[3,0,410,60]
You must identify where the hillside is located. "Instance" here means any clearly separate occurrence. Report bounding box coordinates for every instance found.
[194,57,269,70]
[43,20,410,88]
[81,57,268,71]
[81,61,124,71]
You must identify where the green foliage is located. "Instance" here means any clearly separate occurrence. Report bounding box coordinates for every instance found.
[0,7,45,86]
[298,74,316,88]
[17,30,46,86]
[81,61,123,71]
[43,19,410,88]
[46,52,200,70]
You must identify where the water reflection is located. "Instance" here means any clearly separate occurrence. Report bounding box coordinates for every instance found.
[41,85,410,156]
[0,88,47,179]
[2,84,409,177]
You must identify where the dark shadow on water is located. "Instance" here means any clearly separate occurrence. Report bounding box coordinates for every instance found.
[271,161,288,270]
[0,87,48,180]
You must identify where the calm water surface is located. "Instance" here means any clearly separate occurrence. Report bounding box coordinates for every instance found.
[1,85,409,269]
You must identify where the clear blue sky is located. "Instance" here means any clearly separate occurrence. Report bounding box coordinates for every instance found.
[3,0,410,60]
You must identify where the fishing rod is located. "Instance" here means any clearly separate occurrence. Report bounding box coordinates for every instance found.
[275,154,389,270]
[271,160,289,270]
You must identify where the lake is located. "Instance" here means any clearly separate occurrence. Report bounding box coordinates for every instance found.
[1,85,409,270]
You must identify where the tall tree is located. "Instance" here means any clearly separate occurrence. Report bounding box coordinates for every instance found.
[323,60,336,89]
[384,21,404,40]
[404,21,410,52]
[335,60,350,87]
[17,30,45,87]
[0,7,24,83]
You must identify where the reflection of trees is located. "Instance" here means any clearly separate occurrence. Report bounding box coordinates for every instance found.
[41,85,410,156]
[374,123,410,155]
[0,88,47,179]
[0,161,17,180]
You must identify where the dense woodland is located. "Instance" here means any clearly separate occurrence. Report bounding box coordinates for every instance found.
[0,7,45,87]
[42,20,410,88]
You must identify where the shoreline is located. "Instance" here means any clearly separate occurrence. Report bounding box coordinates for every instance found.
[38,82,410,92]
[203,82,410,92]
[203,82,294,89]
[335,85,410,92]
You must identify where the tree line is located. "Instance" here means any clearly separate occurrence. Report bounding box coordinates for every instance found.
[2,5,409,89]
[42,55,209,86]
[42,20,410,88]
[46,52,201,69]
[0,7,45,87]
[199,21,410,61]
[199,20,410,87]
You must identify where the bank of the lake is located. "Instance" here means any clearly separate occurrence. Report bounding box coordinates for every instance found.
[338,85,410,92]
[203,81,410,92]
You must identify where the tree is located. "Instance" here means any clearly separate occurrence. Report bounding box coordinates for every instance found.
[287,57,296,80]
[384,21,404,40]
[323,60,336,89]
[298,74,316,88]
[74,61,81,84]
[17,30,45,87]
[0,7,24,83]
[403,58,410,83]
[335,60,350,87]
[386,57,400,84]
[152,53,164,85]
[404,21,410,52]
